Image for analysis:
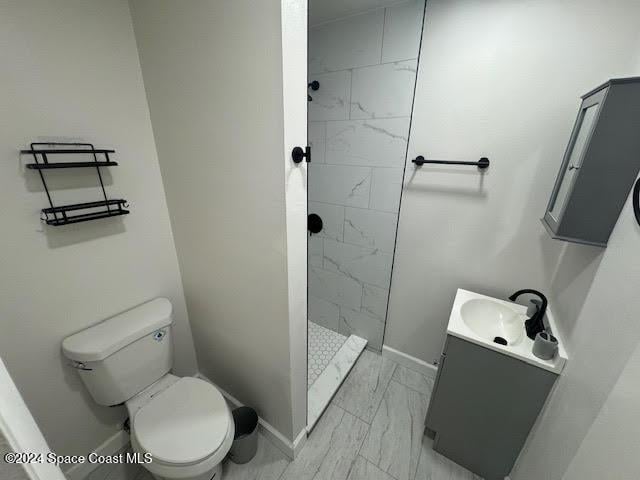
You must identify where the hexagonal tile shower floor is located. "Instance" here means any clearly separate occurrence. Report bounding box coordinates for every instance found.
[308,321,348,387]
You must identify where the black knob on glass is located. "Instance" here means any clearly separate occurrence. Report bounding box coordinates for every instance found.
[307,81,320,101]
[292,146,311,164]
[308,213,323,234]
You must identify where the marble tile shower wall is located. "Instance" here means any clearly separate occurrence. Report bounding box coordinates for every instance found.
[308,1,424,351]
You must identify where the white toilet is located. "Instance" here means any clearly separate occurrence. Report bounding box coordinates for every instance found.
[62,298,234,480]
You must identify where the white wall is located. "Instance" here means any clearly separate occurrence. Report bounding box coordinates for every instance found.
[0,0,197,458]
[561,339,640,479]
[130,0,306,442]
[386,0,640,365]
[384,1,640,478]
[513,188,640,479]
[281,0,310,442]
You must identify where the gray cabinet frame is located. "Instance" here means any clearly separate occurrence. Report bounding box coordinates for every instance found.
[542,77,640,246]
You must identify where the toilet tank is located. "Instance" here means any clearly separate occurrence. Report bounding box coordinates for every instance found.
[62,298,174,406]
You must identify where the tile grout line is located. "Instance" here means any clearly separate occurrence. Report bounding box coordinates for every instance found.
[309,56,418,77]
[357,359,398,453]
[392,369,435,397]
[311,114,412,123]
[310,199,400,215]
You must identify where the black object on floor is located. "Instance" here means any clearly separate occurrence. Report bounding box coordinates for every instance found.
[229,407,259,464]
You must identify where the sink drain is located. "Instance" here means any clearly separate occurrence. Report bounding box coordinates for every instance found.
[493,336,508,345]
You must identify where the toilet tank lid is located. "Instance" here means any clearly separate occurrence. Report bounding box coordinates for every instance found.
[62,298,173,363]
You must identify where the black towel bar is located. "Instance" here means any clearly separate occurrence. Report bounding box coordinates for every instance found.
[412,156,490,169]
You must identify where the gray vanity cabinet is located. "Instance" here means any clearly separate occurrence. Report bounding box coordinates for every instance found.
[425,335,557,480]
[542,77,640,247]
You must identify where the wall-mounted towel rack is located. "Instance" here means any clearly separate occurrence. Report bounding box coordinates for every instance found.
[22,142,129,226]
[412,155,490,169]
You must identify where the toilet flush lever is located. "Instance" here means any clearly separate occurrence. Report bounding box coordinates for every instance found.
[69,361,93,371]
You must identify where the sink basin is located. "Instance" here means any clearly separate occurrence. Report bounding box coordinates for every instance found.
[460,298,524,346]
[447,289,567,373]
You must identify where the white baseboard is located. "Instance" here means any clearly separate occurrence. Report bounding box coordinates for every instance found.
[382,345,438,379]
[292,427,307,457]
[196,373,304,460]
[64,429,129,480]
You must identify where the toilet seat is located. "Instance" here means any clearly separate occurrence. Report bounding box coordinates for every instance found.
[133,377,230,465]
[131,377,234,477]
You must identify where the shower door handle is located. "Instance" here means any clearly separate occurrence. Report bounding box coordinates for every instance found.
[292,146,311,164]
[308,213,323,234]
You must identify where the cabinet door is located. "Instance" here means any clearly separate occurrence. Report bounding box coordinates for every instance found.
[547,89,606,225]
[426,336,557,480]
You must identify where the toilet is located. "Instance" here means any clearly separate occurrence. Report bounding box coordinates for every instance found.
[62,298,233,480]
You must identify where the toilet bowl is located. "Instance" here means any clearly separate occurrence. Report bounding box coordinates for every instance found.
[62,298,234,480]
[127,376,234,480]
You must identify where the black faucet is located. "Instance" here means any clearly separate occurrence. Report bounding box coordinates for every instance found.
[508,289,548,340]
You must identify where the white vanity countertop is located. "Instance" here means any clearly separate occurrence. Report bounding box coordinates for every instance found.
[446,289,568,374]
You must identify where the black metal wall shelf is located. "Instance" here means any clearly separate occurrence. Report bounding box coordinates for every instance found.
[26,160,118,169]
[23,142,129,226]
[42,200,129,226]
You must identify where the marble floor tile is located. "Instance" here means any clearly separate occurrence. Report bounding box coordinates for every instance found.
[0,433,29,480]
[415,437,483,480]
[281,404,343,480]
[312,409,370,480]
[222,433,289,480]
[346,456,396,480]
[360,380,429,480]
[281,404,368,480]
[87,447,141,480]
[332,350,396,423]
[392,365,435,396]
[133,468,154,480]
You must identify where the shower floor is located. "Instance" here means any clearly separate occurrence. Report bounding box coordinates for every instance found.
[307,321,367,430]
[308,321,348,387]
